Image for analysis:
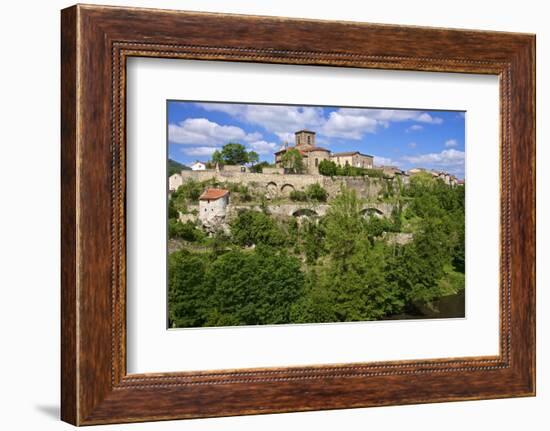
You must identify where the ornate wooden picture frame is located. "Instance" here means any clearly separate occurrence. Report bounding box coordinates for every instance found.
[61,4,535,425]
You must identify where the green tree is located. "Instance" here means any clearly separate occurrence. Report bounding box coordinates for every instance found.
[281,148,305,174]
[393,217,449,304]
[290,270,337,323]
[168,250,209,327]
[230,210,286,247]
[324,187,365,268]
[203,247,305,326]
[219,142,249,165]
[211,149,223,165]
[172,179,202,203]
[306,183,328,202]
[168,198,179,220]
[247,151,259,166]
[318,159,338,176]
[250,161,271,173]
[301,219,325,264]
[168,219,205,242]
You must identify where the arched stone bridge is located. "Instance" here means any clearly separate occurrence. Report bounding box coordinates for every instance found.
[234,202,397,218]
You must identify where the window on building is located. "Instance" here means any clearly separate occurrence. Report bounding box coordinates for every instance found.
[315,158,318,167]
[307,135,311,144]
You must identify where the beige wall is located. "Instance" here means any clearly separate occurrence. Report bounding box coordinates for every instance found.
[331,154,373,169]
[199,195,229,225]
[295,131,315,147]
[306,150,330,174]
[169,173,183,191]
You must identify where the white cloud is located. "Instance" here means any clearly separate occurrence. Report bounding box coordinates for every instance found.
[403,149,465,167]
[374,156,401,167]
[194,104,443,143]
[182,146,218,156]
[194,102,246,117]
[243,131,263,143]
[168,118,262,146]
[320,108,443,140]
[275,132,295,144]
[195,103,325,140]
[416,113,443,124]
[407,124,423,132]
[321,111,378,139]
[408,142,417,149]
[337,108,443,125]
[445,139,458,147]
[248,140,278,155]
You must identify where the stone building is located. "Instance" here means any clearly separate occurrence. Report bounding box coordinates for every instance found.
[198,188,230,228]
[274,130,332,174]
[377,165,410,184]
[191,161,206,171]
[330,151,373,169]
[407,168,459,186]
[169,173,184,191]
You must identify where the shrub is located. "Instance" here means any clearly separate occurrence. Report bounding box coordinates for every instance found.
[168,219,205,242]
[318,159,338,176]
[230,210,286,247]
[289,190,308,201]
[306,183,328,202]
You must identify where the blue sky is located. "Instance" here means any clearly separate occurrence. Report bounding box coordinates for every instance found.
[168,101,466,178]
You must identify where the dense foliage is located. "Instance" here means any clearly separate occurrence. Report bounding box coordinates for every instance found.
[168,173,465,328]
[211,142,259,166]
[318,159,384,178]
[281,148,305,174]
[289,183,328,202]
[169,247,305,327]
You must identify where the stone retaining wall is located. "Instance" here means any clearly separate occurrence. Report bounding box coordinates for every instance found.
[177,170,388,200]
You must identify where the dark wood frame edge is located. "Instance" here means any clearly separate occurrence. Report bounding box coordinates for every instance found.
[61,4,535,426]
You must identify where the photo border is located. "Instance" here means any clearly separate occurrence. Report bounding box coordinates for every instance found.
[61,4,535,425]
[166,98,468,330]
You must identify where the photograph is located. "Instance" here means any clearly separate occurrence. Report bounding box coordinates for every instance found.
[167,101,466,328]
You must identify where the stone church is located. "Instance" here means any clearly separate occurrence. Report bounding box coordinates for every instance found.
[274,130,374,174]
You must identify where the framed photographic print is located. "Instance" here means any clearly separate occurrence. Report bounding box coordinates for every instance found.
[61,4,535,425]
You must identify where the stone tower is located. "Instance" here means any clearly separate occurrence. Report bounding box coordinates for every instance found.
[295,130,316,148]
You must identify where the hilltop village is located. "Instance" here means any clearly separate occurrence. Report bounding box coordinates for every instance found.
[169,129,462,231]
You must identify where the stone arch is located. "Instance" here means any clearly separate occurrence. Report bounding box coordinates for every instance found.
[266,181,278,198]
[361,207,384,218]
[280,183,295,196]
[292,208,318,217]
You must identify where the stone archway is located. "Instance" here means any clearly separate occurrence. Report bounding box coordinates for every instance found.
[361,207,384,218]
[266,182,278,198]
[292,208,318,217]
[280,183,295,196]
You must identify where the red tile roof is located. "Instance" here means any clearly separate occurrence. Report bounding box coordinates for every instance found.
[300,146,330,153]
[199,188,229,201]
[274,145,329,155]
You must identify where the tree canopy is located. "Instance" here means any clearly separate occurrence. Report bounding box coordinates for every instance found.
[211,143,260,166]
[281,148,305,174]
[168,173,466,328]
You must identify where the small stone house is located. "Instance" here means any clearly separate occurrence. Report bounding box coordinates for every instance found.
[191,161,207,171]
[198,188,230,226]
[168,173,183,191]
